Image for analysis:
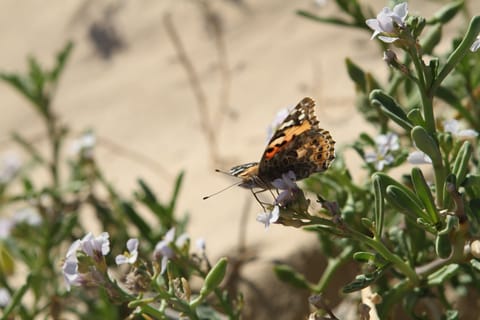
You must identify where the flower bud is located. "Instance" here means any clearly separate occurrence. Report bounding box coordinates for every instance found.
[199,257,228,297]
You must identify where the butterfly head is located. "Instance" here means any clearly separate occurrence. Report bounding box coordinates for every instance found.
[228,162,268,189]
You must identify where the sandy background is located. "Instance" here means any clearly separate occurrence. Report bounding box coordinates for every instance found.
[0,0,477,318]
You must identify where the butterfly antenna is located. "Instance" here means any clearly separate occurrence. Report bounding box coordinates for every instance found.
[203,181,241,200]
[214,168,233,176]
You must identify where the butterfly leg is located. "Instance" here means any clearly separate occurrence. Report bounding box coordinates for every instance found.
[250,188,271,212]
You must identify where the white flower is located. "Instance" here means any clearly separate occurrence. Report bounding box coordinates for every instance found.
[62,240,82,291]
[176,233,189,247]
[0,152,21,184]
[376,132,399,154]
[0,288,11,307]
[80,232,110,258]
[66,239,81,260]
[115,238,139,265]
[62,232,111,291]
[256,206,280,229]
[13,207,42,226]
[365,152,394,170]
[196,238,206,252]
[314,0,327,7]
[443,119,478,139]
[153,227,188,274]
[407,151,432,164]
[0,218,14,239]
[366,2,408,43]
[272,171,299,205]
[470,36,480,52]
[62,255,82,291]
[364,133,399,170]
[70,132,96,157]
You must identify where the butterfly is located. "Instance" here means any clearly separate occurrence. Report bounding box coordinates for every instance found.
[228,97,335,190]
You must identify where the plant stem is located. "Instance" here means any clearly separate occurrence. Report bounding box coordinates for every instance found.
[408,47,436,134]
[348,227,419,285]
[313,246,354,292]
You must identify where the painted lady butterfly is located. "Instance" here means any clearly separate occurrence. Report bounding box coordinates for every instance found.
[229,97,335,190]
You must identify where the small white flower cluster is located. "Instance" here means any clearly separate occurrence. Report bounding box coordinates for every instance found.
[257,206,279,229]
[62,229,207,291]
[62,232,110,291]
[70,132,96,158]
[115,238,139,265]
[153,227,189,275]
[256,171,300,229]
[364,133,400,171]
[366,3,408,43]
[366,2,480,52]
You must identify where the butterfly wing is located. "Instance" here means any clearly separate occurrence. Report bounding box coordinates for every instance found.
[258,97,335,182]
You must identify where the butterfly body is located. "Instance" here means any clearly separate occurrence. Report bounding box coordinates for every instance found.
[229,97,335,189]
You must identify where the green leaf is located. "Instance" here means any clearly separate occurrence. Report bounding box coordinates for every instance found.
[274,264,310,290]
[346,58,366,92]
[137,178,159,204]
[0,73,42,115]
[0,244,15,276]
[196,306,224,320]
[434,215,458,259]
[445,310,459,320]
[120,201,153,242]
[427,264,460,285]
[168,171,184,217]
[427,1,464,25]
[2,275,31,318]
[361,217,374,231]
[436,86,478,127]
[386,185,427,222]
[464,175,480,199]
[296,10,353,27]
[435,233,452,259]
[373,173,424,209]
[452,141,472,186]
[352,251,375,263]
[434,16,480,91]
[50,41,74,82]
[420,24,442,55]
[470,259,480,272]
[28,57,44,95]
[370,90,413,132]
[135,179,171,228]
[411,126,442,165]
[407,108,426,127]
[343,269,383,293]
[373,174,384,238]
[11,132,46,164]
[411,167,439,224]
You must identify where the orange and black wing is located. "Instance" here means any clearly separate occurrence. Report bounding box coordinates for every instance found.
[258,97,335,182]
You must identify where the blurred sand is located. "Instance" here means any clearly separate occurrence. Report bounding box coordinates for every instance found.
[0,0,477,318]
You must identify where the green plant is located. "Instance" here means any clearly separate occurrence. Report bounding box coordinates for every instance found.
[0,43,240,319]
[267,1,480,318]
